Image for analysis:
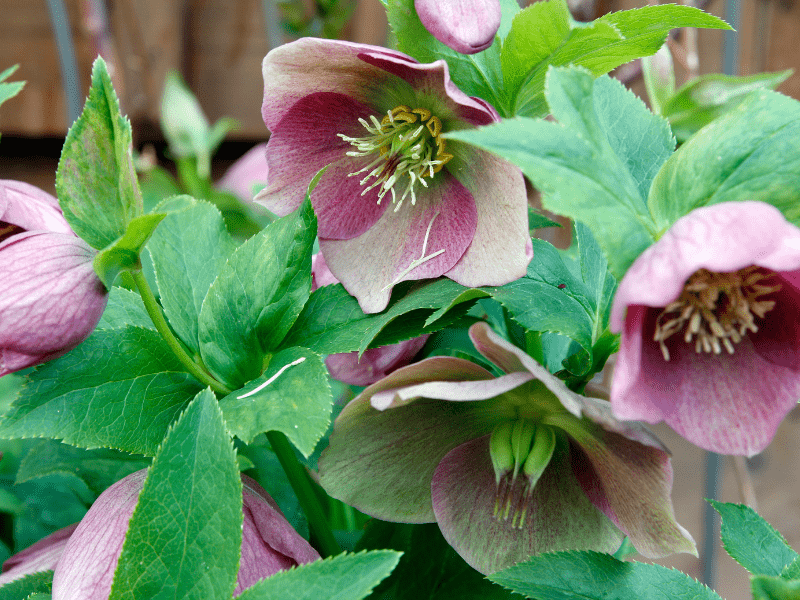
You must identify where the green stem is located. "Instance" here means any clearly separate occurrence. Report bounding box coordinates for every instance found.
[266,430,341,558]
[131,270,231,395]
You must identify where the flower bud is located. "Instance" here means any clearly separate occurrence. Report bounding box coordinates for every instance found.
[0,524,78,586]
[415,0,501,55]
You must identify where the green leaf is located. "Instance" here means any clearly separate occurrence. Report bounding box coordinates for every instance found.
[56,57,142,250]
[782,558,800,580]
[384,0,515,115]
[709,500,798,577]
[198,196,314,389]
[160,71,238,180]
[236,550,402,600]
[357,522,518,600]
[489,550,724,599]
[96,286,154,330]
[662,70,792,143]
[109,389,242,600]
[447,67,666,278]
[220,347,332,457]
[752,575,800,600]
[504,3,730,117]
[0,571,53,600]
[0,327,203,456]
[16,439,150,497]
[92,213,167,288]
[649,90,800,231]
[0,64,25,110]
[280,278,481,356]
[147,198,237,354]
[573,223,617,346]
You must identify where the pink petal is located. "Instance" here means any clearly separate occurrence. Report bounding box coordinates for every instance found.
[443,148,532,287]
[612,306,800,456]
[325,336,430,387]
[0,232,107,375]
[0,180,72,234]
[431,435,623,574]
[217,144,269,203]
[320,173,477,313]
[0,524,78,586]
[415,0,501,54]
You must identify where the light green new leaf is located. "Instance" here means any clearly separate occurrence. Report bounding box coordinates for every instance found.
[109,389,242,600]
[0,64,25,110]
[92,213,166,288]
[0,327,203,456]
[236,551,402,600]
[662,70,792,142]
[148,198,237,354]
[448,67,666,278]
[0,571,53,600]
[641,44,675,116]
[648,89,800,230]
[752,575,800,600]
[490,550,724,599]
[709,500,799,577]
[220,347,332,457]
[198,197,315,389]
[56,57,142,250]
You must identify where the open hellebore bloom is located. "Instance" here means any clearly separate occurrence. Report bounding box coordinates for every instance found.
[610,201,800,457]
[319,322,694,574]
[415,0,501,54]
[0,180,107,376]
[0,524,78,586]
[257,38,531,313]
[51,470,320,599]
[313,253,429,386]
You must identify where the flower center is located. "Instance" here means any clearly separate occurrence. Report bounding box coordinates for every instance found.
[0,222,24,244]
[489,420,556,530]
[653,266,782,361]
[337,105,454,211]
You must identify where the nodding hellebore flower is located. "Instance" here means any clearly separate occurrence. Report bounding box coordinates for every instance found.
[256,38,531,313]
[50,470,320,599]
[415,0,502,55]
[611,201,800,457]
[0,180,107,376]
[312,253,430,386]
[319,322,694,574]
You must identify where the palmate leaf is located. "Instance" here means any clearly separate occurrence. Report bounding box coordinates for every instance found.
[0,327,203,457]
[489,550,724,600]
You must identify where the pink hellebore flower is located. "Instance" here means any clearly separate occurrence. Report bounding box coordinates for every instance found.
[51,470,320,599]
[0,180,107,376]
[610,201,800,457]
[319,322,694,574]
[0,524,78,586]
[217,143,269,203]
[312,253,429,386]
[257,38,531,313]
[415,0,502,55]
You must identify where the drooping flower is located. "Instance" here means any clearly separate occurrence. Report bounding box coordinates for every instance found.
[415,0,501,55]
[256,38,531,313]
[51,470,320,599]
[610,201,800,457]
[0,524,78,586]
[0,180,108,376]
[318,322,694,574]
[312,253,429,386]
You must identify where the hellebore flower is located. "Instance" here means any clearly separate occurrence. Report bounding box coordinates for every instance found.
[257,38,531,313]
[312,253,429,386]
[51,470,320,599]
[0,524,78,586]
[319,322,694,574]
[415,0,501,55]
[0,180,107,376]
[610,201,800,457]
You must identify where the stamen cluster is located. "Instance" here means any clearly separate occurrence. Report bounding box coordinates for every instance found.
[653,266,782,361]
[338,105,454,211]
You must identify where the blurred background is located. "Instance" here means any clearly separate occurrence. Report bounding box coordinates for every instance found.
[1,1,800,598]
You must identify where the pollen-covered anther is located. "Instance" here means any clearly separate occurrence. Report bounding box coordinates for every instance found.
[653,266,782,361]
[337,104,453,209]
